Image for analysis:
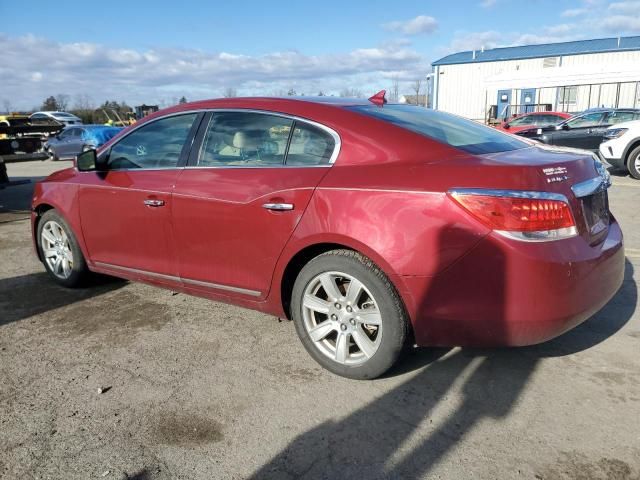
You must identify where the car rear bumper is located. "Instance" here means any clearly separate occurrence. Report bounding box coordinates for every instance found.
[402,219,625,347]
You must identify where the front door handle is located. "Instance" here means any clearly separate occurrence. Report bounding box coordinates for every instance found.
[262,202,294,211]
[144,199,165,207]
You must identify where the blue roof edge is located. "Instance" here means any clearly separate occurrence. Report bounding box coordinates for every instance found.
[431,35,640,66]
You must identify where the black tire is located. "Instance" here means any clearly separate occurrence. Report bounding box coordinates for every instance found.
[47,147,59,161]
[37,209,89,287]
[291,249,410,380]
[627,145,640,180]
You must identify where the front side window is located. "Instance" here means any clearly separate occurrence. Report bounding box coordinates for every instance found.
[350,105,527,155]
[199,112,292,167]
[565,112,605,128]
[286,123,335,166]
[107,113,197,170]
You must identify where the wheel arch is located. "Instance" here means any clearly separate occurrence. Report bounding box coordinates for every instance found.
[623,138,640,165]
[276,236,408,321]
[33,203,56,261]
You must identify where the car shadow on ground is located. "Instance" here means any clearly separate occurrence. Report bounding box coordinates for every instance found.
[250,255,636,479]
[0,174,44,222]
[0,272,126,327]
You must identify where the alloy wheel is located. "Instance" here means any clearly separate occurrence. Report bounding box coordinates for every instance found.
[302,271,382,366]
[41,220,74,279]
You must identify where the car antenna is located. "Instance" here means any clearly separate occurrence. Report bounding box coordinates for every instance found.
[368,90,387,107]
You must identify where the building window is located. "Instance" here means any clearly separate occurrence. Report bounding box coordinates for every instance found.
[558,86,578,106]
[543,57,560,68]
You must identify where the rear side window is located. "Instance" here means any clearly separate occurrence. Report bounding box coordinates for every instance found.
[349,105,527,155]
[286,123,335,166]
[565,112,605,128]
[607,111,637,125]
[199,112,292,167]
[107,113,197,170]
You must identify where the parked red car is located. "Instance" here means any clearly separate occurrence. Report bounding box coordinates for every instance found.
[495,111,572,134]
[32,95,624,379]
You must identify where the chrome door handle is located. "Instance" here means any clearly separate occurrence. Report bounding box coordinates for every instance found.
[262,203,294,211]
[143,199,165,207]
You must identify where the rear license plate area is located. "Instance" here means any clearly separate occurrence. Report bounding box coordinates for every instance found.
[581,190,609,238]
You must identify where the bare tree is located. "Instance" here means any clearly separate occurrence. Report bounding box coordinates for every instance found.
[223,87,238,98]
[71,94,95,124]
[389,76,400,103]
[287,88,297,96]
[411,79,422,105]
[72,94,93,111]
[2,99,13,113]
[339,87,364,98]
[55,94,70,111]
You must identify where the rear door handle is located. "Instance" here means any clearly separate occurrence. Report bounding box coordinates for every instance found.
[262,203,294,211]
[144,199,165,207]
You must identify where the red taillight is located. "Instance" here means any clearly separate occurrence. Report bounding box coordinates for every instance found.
[449,191,576,236]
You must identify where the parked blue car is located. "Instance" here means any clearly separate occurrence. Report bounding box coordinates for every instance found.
[45,125,123,160]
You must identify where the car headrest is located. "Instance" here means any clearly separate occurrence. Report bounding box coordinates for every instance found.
[232,130,264,149]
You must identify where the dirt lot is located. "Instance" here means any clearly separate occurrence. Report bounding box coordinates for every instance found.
[1,160,639,480]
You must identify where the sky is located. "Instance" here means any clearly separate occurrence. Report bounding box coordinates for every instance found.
[1,0,640,110]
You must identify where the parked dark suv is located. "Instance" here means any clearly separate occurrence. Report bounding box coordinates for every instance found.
[517,108,640,151]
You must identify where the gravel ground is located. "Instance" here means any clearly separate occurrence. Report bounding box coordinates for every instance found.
[1,160,639,480]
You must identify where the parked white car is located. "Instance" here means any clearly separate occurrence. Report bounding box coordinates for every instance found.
[599,119,640,179]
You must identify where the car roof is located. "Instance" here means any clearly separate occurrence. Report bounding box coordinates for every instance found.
[129,96,386,131]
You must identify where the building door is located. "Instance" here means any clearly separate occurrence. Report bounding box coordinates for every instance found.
[497,90,511,120]
[520,88,536,114]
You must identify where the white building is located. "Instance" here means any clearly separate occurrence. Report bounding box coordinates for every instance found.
[431,36,640,122]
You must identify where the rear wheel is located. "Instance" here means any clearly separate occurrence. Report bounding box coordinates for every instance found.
[37,209,89,287]
[627,145,640,180]
[291,250,410,379]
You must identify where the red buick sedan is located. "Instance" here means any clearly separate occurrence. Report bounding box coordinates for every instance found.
[32,95,624,379]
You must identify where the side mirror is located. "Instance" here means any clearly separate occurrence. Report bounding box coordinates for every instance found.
[76,149,96,171]
[76,149,108,172]
[561,124,570,130]
[503,123,510,129]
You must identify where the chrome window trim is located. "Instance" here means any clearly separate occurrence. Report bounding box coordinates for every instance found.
[88,108,342,172]
[448,188,569,203]
[93,261,261,297]
[193,108,341,168]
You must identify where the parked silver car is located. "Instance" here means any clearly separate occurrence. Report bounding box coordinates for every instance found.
[45,125,122,160]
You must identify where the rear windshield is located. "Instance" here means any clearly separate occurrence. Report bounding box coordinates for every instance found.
[349,105,527,155]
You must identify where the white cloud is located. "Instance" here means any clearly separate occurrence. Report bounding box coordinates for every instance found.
[600,14,640,31]
[435,0,640,60]
[0,34,428,109]
[383,15,438,35]
[608,1,640,13]
[480,0,497,7]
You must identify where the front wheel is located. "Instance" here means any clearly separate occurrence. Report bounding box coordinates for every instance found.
[627,145,640,180]
[291,250,410,379]
[37,209,89,287]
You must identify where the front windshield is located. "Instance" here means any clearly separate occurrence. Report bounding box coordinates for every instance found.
[349,105,527,155]
[508,116,534,126]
